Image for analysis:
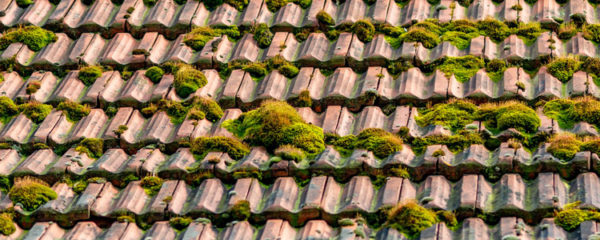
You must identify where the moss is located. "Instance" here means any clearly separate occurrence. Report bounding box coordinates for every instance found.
[476,101,540,133]
[547,134,582,161]
[583,24,600,42]
[416,100,478,131]
[279,64,299,78]
[274,145,305,162]
[437,56,485,83]
[0,26,57,51]
[190,136,250,160]
[317,11,335,26]
[75,138,104,159]
[477,18,510,42]
[16,0,33,7]
[581,140,600,155]
[390,166,410,178]
[485,59,507,82]
[387,201,439,238]
[140,176,163,196]
[57,101,91,122]
[352,20,376,42]
[293,90,312,107]
[265,55,299,78]
[18,101,52,124]
[253,24,273,49]
[230,200,251,221]
[9,177,57,211]
[242,62,267,77]
[401,27,440,48]
[113,125,128,136]
[145,66,164,83]
[558,23,578,40]
[436,210,458,230]
[169,217,192,230]
[0,97,19,124]
[555,202,600,231]
[354,128,403,158]
[387,60,413,74]
[117,215,135,223]
[26,80,41,94]
[72,180,88,193]
[189,97,224,122]
[338,218,354,226]
[184,26,241,51]
[78,66,103,86]
[515,22,542,44]
[266,0,287,11]
[174,66,207,98]
[410,131,484,155]
[441,31,478,50]
[544,98,600,129]
[223,100,325,155]
[0,213,15,236]
[547,57,581,83]
[291,0,311,7]
[511,3,523,11]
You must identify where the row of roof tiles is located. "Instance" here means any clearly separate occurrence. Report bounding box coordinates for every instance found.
[0,140,598,182]
[2,173,600,226]
[2,67,599,113]
[0,0,593,34]
[2,30,593,68]
[4,217,596,240]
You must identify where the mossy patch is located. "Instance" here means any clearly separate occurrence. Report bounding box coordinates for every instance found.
[169,217,192,230]
[145,66,164,83]
[140,176,163,196]
[9,177,57,211]
[544,97,600,129]
[0,97,19,124]
[75,138,104,159]
[547,57,581,83]
[190,136,250,160]
[0,26,57,51]
[409,130,484,155]
[547,134,581,161]
[386,201,456,238]
[437,56,485,83]
[57,101,91,122]
[476,101,540,133]
[184,26,240,51]
[253,23,273,48]
[18,101,52,124]
[174,65,207,98]
[485,59,507,82]
[78,66,103,86]
[416,100,478,132]
[555,201,600,231]
[0,213,15,236]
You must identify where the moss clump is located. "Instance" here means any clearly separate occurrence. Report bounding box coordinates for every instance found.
[410,130,484,155]
[253,24,273,48]
[477,18,510,42]
[230,200,251,221]
[184,26,240,51]
[169,217,192,230]
[387,201,439,238]
[9,177,57,211]
[0,213,14,236]
[223,101,325,155]
[26,80,41,94]
[78,66,103,86]
[293,90,312,107]
[515,22,542,44]
[75,138,104,159]
[265,55,299,78]
[274,144,305,162]
[0,26,57,51]
[190,136,250,160]
[547,57,581,83]
[437,56,485,83]
[440,31,478,50]
[189,97,224,122]
[558,23,578,40]
[316,11,335,26]
[145,66,164,83]
[555,202,600,231]
[117,215,135,223]
[113,125,128,136]
[140,176,163,196]
[16,0,33,7]
[0,97,19,124]
[416,100,477,131]
[584,24,600,42]
[57,101,91,122]
[485,59,507,82]
[146,97,223,124]
[354,128,403,158]
[547,134,581,161]
[581,139,600,155]
[353,20,376,42]
[266,0,287,11]
[476,101,540,133]
[18,101,52,124]
[544,98,600,129]
[242,62,267,77]
[401,27,440,48]
[174,66,207,98]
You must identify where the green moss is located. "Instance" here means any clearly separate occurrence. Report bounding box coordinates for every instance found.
[265,55,299,78]
[230,200,251,221]
[558,23,578,40]
[0,26,57,51]
[416,100,477,131]
[78,66,103,86]
[169,217,192,230]
[253,24,273,48]
[184,26,240,51]
[57,101,91,122]
[0,97,19,124]
[190,136,250,160]
[75,138,104,159]
[515,22,543,45]
[401,27,440,48]
[18,101,52,124]
[145,66,164,83]
[354,128,403,158]
[293,90,312,107]
[266,0,287,11]
[326,133,357,156]
[387,201,439,238]
[441,31,478,50]
[279,64,299,78]
[338,218,355,226]
[584,24,600,42]
[113,125,128,136]
[223,101,325,155]
[72,180,88,193]
[543,99,577,129]
[477,18,510,42]
[547,57,581,83]
[291,0,311,7]
[117,215,135,223]
[274,144,305,162]
[174,66,207,98]
[547,134,581,161]
[190,97,224,122]
[410,130,484,155]
[26,80,41,94]
[485,59,507,82]
[140,176,163,196]
[437,56,485,83]
[9,177,57,211]
[436,210,458,230]
[581,140,600,155]
[16,0,33,7]
[317,11,335,26]
[0,213,15,236]
[477,102,540,133]
[353,20,376,42]
[242,62,267,77]
[555,202,600,231]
